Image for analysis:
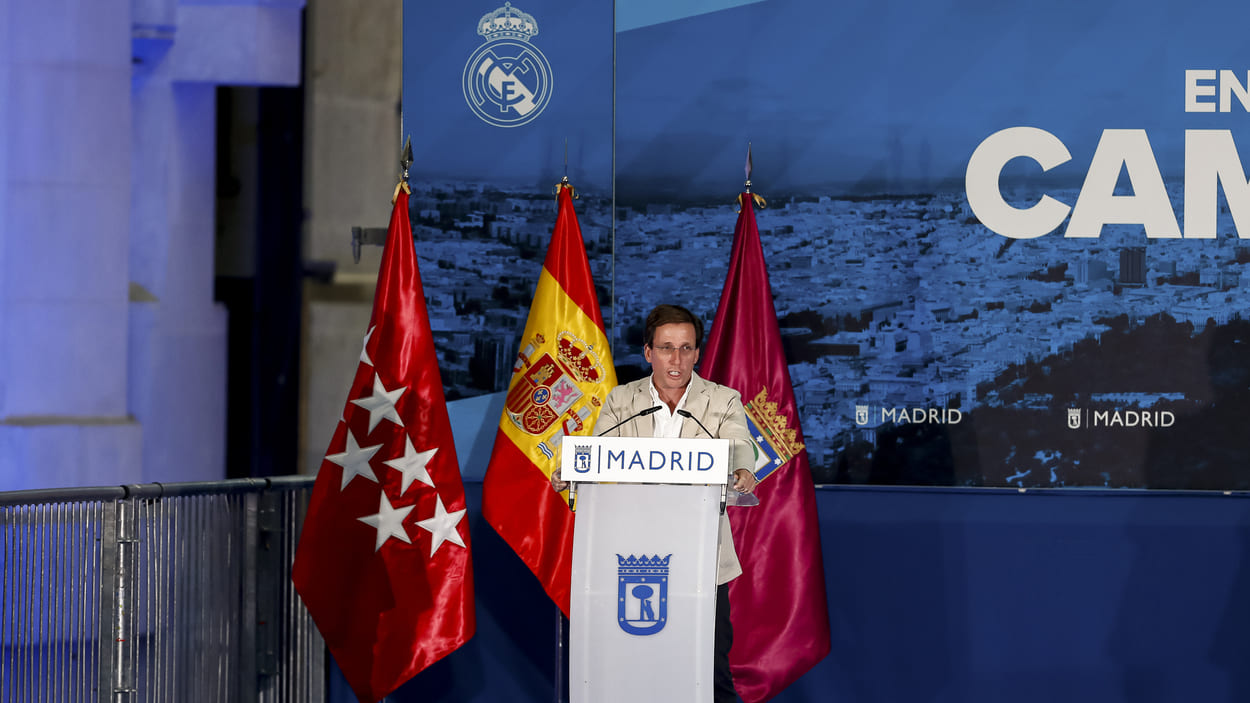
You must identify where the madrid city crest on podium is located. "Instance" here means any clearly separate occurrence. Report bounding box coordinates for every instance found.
[616,554,670,636]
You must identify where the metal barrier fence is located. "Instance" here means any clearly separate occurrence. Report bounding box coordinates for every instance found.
[0,477,325,703]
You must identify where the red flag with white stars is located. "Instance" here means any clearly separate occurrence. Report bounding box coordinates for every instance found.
[293,187,474,703]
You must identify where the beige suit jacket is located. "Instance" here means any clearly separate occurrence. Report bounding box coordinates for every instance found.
[592,373,753,585]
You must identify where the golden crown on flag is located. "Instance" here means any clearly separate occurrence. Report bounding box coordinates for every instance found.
[745,388,806,461]
[477,3,539,41]
[555,331,604,384]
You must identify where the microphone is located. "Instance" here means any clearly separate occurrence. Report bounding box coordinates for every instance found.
[676,408,716,439]
[678,408,738,510]
[596,405,662,436]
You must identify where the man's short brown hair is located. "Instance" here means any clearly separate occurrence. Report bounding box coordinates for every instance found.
[644,304,704,349]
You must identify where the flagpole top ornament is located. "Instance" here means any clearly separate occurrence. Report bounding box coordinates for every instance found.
[393,137,413,203]
[735,191,767,212]
[554,175,578,201]
[744,142,753,191]
[736,142,764,211]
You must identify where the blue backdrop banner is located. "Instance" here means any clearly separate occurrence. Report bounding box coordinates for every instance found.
[404,0,1250,490]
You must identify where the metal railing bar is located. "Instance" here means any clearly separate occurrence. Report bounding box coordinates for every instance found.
[137,499,148,703]
[0,488,126,508]
[69,503,82,703]
[62,502,75,703]
[72,504,83,703]
[50,504,59,703]
[42,507,51,703]
[38,507,48,703]
[0,476,317,508]
[125,479,269,500]
[13,507,22,702]
[21,508,34,701]
[1,508,11,701]
[11,508,22,701]
[53,503,65,703]
[179,498,191,701]
[97,500,118,703]
[151,499,162,703]
[171,497,182,701]
[75,503,92,703]
[264,476,317,491]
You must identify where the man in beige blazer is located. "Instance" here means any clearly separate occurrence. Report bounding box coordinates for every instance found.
[554,303,757,703]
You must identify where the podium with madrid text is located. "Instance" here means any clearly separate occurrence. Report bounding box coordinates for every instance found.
[561,436,741,703]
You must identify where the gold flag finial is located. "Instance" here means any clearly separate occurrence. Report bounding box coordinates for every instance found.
[736,143,767,212]
[554,174,578,201]
[392,136,413,203]
[555,140,578,201]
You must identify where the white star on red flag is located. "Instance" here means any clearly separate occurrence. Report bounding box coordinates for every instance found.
[326,428,383,490]
[360,325,376,366]
[384,436,437,494]
[351,373,406,434]
[357,492,415,552]
[416,494,467,557]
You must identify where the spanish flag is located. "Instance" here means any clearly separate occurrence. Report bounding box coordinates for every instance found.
[482,183,616,616]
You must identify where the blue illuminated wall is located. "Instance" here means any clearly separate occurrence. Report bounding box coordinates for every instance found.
[0,0,304,489]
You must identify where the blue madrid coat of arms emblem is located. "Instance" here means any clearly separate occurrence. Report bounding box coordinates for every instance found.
[617,554,671,636]
[462,3,554,128]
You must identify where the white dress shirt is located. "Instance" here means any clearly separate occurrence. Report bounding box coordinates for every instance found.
[648,374,692,438]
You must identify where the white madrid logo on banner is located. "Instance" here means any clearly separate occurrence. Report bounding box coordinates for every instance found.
[1068,408,1082,430]
[462,3,554,128]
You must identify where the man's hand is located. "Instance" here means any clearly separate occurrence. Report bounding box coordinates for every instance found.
[551,468,569,492]
[732,468,757,493]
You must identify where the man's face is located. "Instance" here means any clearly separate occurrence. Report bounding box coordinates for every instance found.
[644,322,700,393]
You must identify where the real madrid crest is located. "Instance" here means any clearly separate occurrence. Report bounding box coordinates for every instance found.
[462,3,554,128]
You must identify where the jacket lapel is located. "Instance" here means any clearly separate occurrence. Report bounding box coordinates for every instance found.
[632,381,656,437]
[679,375,712,439]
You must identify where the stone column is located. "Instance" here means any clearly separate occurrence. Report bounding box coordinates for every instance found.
[300,0,403,473]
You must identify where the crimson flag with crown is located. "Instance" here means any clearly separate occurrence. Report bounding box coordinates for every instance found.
[700,167,832,702]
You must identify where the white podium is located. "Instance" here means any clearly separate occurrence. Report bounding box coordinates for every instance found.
[562,436,732,703]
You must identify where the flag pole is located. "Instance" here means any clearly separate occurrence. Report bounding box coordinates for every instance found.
[551,171,576,703]
[555,607,568,703]
[737,142,767,213]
